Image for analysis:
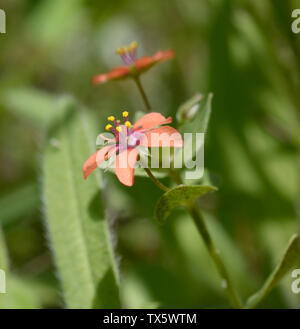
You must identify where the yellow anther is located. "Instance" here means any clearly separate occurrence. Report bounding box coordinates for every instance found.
[125,121,132,128]
[116,126,122,132]
[107,116,115,122]
[129,41,138,50]
[122,111,129,117]
[116,47,126,55]
[117,120,121,123]
[105,124,112,131]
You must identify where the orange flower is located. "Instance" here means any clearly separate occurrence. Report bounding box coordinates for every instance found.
[83,112,183,186]
[92,42,174,85]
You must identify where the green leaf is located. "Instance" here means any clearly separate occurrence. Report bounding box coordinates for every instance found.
[0,183,39,227]
[176,92,204,125]
[180,93,213,133]
[121,271,160,309]
[245,234,300,308]
[43,97,121,308]
[28,0,84,50]
[2,87,58,127]
[0,230,42,308]
[199,93,213,133]
[16,276,60,307]
[258,221,300,307]
[0,227,8,271]
[174,93,213,181]
[155,185,217,223]
[0,276,40,309]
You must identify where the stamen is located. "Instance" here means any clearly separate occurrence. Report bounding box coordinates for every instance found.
[129,41,138,51]
[116,126,122,132]
[105,124,113,131]
[116,42,138,65]
[116,47,126,55]
[122,111,129,118]
[125,121,132,128]
[128,41,138,62]
[107,116,115,122]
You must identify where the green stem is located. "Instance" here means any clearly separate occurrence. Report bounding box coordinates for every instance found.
[169,168,242,308]
[186,201,242,308]
[136,79,243,308]
[144,168,169,192]
[167,167,183,185]
[133,76,152,112]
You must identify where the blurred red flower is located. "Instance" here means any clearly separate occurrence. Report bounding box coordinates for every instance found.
[92,42,174,85]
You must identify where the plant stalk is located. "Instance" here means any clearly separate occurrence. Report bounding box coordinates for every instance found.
[170,167,242,308]
[136,79,243,308]
[186,201,242,308]
[133,76,152,112]
[144,168,169,192]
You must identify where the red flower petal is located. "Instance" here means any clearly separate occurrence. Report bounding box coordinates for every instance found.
[153,49,175,62]
[133,112,172,131]
[92,66,130,85]
[115,148,139,186]
[82,145,115,179]
[139,126,183,148]
[134,56,155,71]
[134,50,175,72]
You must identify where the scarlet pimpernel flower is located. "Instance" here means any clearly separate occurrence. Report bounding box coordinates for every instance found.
[82,112,183,186]
[92,41,174,85]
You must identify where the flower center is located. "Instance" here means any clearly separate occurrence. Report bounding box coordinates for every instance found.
[127,131,142,147]
[116,41,138,65]
[104,111,145,151]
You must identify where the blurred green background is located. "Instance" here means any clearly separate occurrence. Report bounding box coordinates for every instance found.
[0,0,300,308]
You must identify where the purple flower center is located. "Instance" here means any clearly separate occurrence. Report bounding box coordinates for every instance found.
[117,42,138,66]
[117,129,144,152]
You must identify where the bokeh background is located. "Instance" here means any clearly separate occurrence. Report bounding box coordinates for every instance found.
[0,0,300,308]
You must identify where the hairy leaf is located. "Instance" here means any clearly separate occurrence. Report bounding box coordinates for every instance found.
[43,97,120,308]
